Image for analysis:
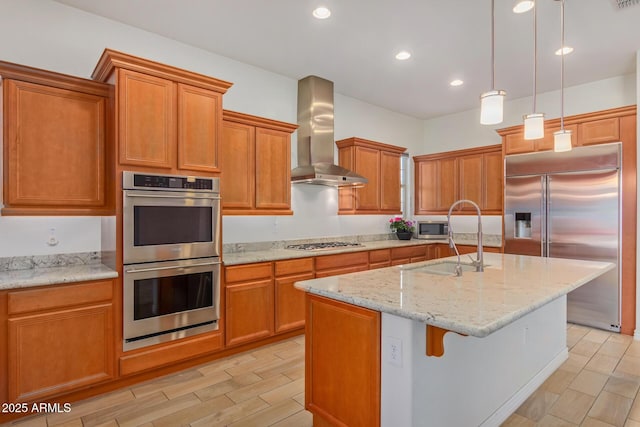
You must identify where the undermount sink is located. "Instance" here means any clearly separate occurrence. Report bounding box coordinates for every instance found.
[401,260,486,276]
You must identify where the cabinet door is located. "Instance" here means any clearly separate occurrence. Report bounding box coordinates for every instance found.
[220,121,255,210]
[458,154,483,211]
[4,79,106,210]
[578,118,620,146]
[338,146,356,212]
[504,132,534,155]
[275,272,314,333]
[118,69,175,168]
[415,159,437,214]
[306,294,380,427]
[380,151,401,212]
[177,83,222,173]
[255,127,291,210]
[8,304,114,402]
[355,146,381,211]
[482,150,503,212]
[225,279,274,346]
[438,158,458,211]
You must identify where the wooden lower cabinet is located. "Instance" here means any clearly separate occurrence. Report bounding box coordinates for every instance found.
[305,294,380,427]
[6,280,115,402]
[225,278,275,347]
[369,249,391,269]
[274,258,314,333]
[391,245,428,265]
[315,251,369,278]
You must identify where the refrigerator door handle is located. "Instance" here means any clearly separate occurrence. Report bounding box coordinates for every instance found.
[541,176,548,257]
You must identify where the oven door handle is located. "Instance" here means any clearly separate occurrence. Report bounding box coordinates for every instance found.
[124,191,220,200]
[125,261,221,274]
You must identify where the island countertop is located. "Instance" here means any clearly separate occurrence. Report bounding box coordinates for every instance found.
[294,252,613,338]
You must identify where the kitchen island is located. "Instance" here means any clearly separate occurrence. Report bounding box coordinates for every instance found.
[294,253,614,427]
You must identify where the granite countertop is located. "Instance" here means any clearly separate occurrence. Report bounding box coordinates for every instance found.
[0,252,118,291]
[222,235,502,266]
[294,253,613,338]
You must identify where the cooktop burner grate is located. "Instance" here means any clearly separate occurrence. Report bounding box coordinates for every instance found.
[285,241,363,251]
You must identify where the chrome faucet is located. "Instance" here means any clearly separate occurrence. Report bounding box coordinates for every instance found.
[447,199,484,276]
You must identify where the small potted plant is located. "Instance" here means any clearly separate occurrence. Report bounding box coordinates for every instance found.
[389,217,415,240]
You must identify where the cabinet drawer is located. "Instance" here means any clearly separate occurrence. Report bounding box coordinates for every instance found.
[8,280,113,315]
[369,249,391,264]
[274,257,314,277]
[224,262,272,283]
[315,251,369,272]
[391,245,426,260]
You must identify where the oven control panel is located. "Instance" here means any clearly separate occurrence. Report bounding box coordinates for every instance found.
[123,172,218,192]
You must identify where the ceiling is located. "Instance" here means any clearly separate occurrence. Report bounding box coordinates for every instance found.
[53,0,640,119]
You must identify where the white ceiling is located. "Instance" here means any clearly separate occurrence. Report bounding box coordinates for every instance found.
[54,0,640,119]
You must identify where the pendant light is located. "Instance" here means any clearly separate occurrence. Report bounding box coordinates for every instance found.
[523,1,544,140]
[554,0,572,152]
[480,0,506,125]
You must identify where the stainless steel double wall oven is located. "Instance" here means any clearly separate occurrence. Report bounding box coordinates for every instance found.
[122,171,221,351]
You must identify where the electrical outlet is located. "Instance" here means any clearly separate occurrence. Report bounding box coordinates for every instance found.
[386,336,403,367]
[47,228,59,246]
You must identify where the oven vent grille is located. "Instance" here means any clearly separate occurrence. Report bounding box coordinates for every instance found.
[613,0,640,8]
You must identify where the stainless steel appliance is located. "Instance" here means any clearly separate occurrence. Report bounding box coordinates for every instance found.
[504,143,621,332]
[123,171,221,264]
[122,171,221,350]
[123,257,221,351]
[414,221,449,240]
[285,241,363,251]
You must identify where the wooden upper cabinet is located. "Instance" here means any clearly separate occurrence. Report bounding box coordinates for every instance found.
[92,48,232,175]
[499,106,634,155]
[0,62,112,215]
[337,137,406,214]
[255,127,291,210]
[380,151,402,211]
[578,117,620,146]
[482,150,503,212]
[221,110,297,215]
[177,83,222,172]
[414,145,502,215]
[118,69,175,169]
[220,121,255,210]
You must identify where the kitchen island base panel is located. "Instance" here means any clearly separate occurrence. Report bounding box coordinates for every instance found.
[381,296,567,427]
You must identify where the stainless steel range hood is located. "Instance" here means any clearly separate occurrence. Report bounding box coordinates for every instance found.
[291,76,368,186]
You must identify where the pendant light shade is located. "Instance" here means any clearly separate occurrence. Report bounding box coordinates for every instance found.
[480,0,506,125]
[524,113,544,139]
[480,90,506,125]
[524,0,544,140]
[553,129,572,152]
[554,0,572,152]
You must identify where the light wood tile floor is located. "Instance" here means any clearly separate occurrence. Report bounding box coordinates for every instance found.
[4,325,640,426]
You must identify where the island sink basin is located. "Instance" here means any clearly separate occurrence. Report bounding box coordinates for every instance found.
[402,260,485,275]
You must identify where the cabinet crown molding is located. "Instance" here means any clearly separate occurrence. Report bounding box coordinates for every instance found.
[223,110,298,133]
[336,137,407,154]
[91,48,233,94]
[0,60,110,97]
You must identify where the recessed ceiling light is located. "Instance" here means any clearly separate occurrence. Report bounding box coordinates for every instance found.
[450,79,464,87]
[513,1,534,14]
[555,46,574,56]
[312,6,331,19]
[395,51,411,60]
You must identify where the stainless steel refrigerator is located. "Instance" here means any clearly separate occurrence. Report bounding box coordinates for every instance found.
[504,143,621,332]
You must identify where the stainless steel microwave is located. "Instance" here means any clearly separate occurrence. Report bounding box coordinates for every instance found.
[415,221,449,240]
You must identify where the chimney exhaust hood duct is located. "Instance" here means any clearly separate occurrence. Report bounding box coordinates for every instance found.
[291,76,368,186]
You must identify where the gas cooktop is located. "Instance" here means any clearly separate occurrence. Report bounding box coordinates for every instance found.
[285,241,363,251]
